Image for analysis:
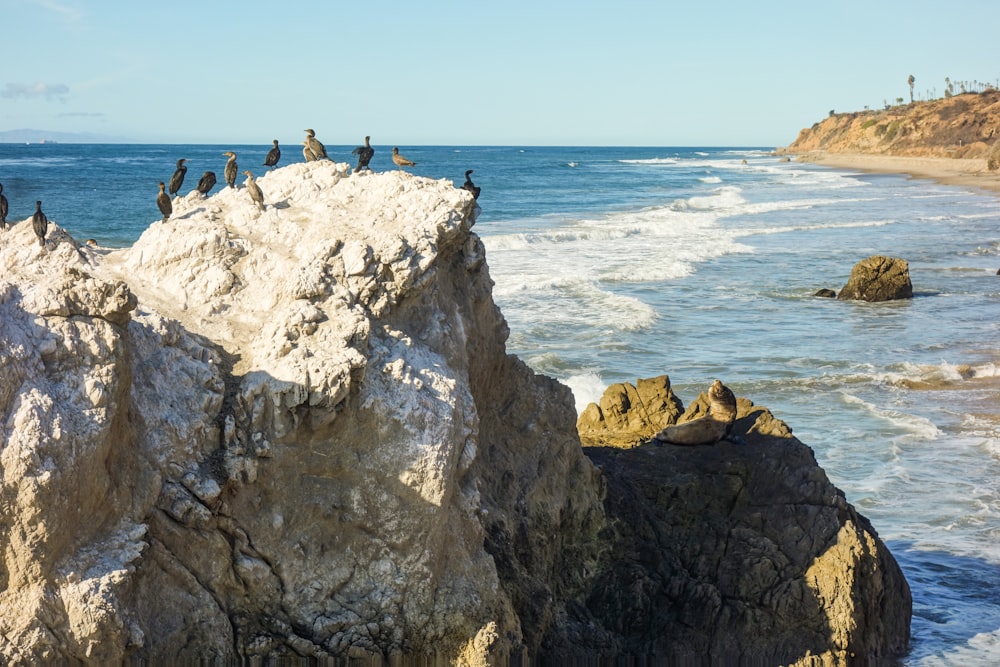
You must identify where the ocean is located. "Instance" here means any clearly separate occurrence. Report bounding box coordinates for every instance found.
[1,143,999,664]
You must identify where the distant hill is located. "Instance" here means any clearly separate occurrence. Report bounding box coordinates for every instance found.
[784,91,1000,159]
[0,128,132,144]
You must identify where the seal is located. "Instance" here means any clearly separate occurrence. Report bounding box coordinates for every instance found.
[653,379,737,445]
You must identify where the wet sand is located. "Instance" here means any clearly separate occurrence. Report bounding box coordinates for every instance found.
[795,151,1000,194]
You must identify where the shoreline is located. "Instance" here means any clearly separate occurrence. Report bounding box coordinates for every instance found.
[793,151,1000,195]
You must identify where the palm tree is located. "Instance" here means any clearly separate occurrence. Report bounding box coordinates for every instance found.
[908,75,915,103]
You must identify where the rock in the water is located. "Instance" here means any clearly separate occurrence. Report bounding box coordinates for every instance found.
[837,255,913,301]
[814,287,837,298]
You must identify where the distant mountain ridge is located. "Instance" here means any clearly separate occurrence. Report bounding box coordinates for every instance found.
[0,128,131,143]
[785,91,1000,159]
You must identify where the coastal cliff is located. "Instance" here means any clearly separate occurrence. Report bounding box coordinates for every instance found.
[785,90,1000,159]
[0,162,910,663]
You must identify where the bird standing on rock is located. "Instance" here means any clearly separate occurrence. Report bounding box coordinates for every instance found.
[303,128,327,161]
[156,182,172,221]
[223,151,238,189]
[32,200,48,247]
[264,139,281,169]
[243,170,265,212]
[392,147,415,170]
[197,171,217,196]
[0,182,8,230]
[352,135,374,173]
[461,169,481,200]
[168,158,188,197]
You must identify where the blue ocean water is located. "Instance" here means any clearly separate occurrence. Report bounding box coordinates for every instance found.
[1,143,999,664]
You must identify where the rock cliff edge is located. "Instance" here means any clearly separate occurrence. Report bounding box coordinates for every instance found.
[0,162,909,664]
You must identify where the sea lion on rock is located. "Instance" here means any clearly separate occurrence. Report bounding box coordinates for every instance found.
[653,379,738,445]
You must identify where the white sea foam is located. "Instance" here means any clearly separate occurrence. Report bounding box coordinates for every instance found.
[618,157,678,165]
[698,176,722,184]
[563,372,608,414]
[837,391,943,441]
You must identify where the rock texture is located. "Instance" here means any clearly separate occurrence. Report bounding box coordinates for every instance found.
[0,163,910,664]
[574,380,911,664]
[837,255,914,302]
[784,90,1000,159]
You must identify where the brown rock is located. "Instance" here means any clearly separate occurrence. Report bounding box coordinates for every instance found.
[837,255,913,301]
[576,374,684,447]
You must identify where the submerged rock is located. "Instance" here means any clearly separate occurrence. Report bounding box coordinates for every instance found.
[0,165,910,664]
[837,255,914,302]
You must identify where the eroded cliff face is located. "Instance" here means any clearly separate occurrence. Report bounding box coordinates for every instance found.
[785,90,1000,158]
[0,162,909,664]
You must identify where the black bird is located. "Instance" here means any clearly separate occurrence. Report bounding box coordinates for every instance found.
[32,200,48,247]
[168,158,188,197]
[352,135,374,173]
[303,128,327,161]
[0,182,8,230]
[264,139,281,169]
[223,151,238,189]
[197,171,217,196]
[156,182,172,221]
[392,147,415,170]
[461,169,481,200]
[243,170,265,212]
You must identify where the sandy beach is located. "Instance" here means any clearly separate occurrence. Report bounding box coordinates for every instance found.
[795,151,1000,194]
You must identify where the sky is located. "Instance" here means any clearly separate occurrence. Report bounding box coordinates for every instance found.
[2,0,999,146]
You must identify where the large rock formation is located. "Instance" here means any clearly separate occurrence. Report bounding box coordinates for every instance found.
[0,162,910,664]
[784,89,1000,159]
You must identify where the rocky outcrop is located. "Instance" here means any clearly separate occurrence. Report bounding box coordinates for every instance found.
[837,255,914,302]
[784,90,1000,159]
[576,375,683,447]
[573,379,911,664]
[0,163,910,664]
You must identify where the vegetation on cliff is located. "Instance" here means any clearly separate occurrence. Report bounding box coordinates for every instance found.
[786,89,1000,161]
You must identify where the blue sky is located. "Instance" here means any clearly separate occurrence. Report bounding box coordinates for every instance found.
[2,0,998,146]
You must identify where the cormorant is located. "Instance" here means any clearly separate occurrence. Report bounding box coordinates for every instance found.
[197,171,217,196]
[243,170,265,212]
[32,200,48,247]
[0,182,8,230]
[264,139,281,169]
[461,169,481,200]
[392,147,415,170]
[352,135,374,173]
[156,182,172,221]
[168,158,188,197]
[303,128,327,161]
[223,151,238,189]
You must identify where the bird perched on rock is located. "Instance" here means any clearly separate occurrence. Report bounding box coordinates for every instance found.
[223,151,238,189]
[168,158,188,197]
[243,170,265,212]
[352,135,374,173]
[392,147,415,170]
[263,139,281,169]
[32,200,48,247]
[0,182,8,230]
[303,128,328,161]
[461,169,481,200]
[197,171,217,196]
[156,182,172,221]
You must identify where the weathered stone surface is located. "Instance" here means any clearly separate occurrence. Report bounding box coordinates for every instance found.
[577,374,684,447]
[0,166,909,665]
[837,255,914,302]
[567,379,909,664]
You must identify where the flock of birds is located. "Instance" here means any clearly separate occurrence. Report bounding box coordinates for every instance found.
[0,130,481,250]
[155,129,481,223]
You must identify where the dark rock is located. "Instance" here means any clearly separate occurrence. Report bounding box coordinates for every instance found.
[814,288,838,298]
[558,378,912,664]
[837,255,913,301]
